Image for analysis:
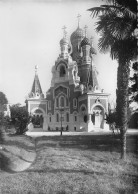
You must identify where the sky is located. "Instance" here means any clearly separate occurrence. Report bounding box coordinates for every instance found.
[0,0,118,105]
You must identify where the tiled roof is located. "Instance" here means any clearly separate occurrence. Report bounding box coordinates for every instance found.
[31,73,43,94]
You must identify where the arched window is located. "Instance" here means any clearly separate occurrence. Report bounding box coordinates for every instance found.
[74,112,77,122]
[56,97,59,108]
[84,115,87,123]
[49,114,52,122]
[73,98,77,108]
[60,96,65,108]
[60,66,66,77]
[89,85,93,91]
[48,101,51,110]
[56,113,59,122]
[66,112,69,122]
[80,104,86,115]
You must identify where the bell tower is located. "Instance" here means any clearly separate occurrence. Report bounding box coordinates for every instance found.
[78,26,92,85]
[59,26,70,59]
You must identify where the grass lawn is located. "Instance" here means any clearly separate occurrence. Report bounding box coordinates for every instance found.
[0,133,138,194]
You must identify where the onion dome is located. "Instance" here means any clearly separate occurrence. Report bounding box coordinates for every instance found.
[70,27,84,44]
[81,37,91,47]
[60,36,69,45]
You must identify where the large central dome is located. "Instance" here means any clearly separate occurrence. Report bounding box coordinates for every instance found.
[70,27,84,44]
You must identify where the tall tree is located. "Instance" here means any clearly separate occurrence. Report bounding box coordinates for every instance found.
[10,104,29,135]
[88,0,137,159]
[129,62,138,103]
[0,92,8,111]
[0,92,8,143]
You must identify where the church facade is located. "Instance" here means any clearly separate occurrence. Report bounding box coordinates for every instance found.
[26,22,110,132]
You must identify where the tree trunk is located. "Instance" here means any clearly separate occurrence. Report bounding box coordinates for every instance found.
[116,58,130,160]
[120,129,127,160]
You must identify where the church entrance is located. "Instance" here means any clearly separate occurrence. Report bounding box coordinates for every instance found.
[31,109,44,128]
[92,106,104,128]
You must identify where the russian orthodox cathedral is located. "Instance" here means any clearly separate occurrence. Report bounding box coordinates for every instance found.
[26,18,110,132]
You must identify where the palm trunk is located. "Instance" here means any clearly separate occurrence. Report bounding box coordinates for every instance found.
[116,58,130,160]
[120,129,127,160]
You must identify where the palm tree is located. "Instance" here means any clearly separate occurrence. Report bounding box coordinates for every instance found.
[88,0,137,159]
[129,62,138,103]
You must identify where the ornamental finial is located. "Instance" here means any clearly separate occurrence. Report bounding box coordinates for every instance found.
[35,65,38,74]
[62,25,67,38]
[84,25,88,37]
[77,14,81,28]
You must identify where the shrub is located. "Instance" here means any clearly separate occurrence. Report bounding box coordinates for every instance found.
[10,104,29,135]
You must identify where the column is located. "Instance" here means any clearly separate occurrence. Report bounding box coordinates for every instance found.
[43,115,48,131]
[87,114,94,132]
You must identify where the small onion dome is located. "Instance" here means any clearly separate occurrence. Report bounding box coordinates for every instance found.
[60,37,69,45]
[70,27,84,43]
[90,47,97,55]
[80,37,91,47]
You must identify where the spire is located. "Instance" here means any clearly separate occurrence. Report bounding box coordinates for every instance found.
[77,14,81,28]
[30,66,43,97]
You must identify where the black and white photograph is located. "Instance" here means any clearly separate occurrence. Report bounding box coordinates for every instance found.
[0,0,137,193]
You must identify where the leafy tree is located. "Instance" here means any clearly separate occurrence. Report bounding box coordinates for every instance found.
[0,92,8,106]
[0,91,8,113]
[10,104,29,135]
[129,62,138,103]
[88,0,137,159]
[0,112,6,144]
[106,111,117,125]
[0,92,8,143]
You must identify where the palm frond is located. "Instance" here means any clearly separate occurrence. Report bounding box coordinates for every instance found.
[87,6,108,18]
[95,11,135,40]
[97,31,116,54]
[115,0,137,13]
[88,0,137,60]
[105,0,137,13]
[88,2,137,19]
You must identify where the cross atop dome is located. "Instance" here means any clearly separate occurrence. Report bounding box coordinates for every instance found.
[35,65,38,74]
[77,14,81,28]
[62,25,67,38]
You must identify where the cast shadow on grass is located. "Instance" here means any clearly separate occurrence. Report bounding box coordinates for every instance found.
[26,167,107,176]
[2,134,36,152]
[0,134,36,173]
[37,134,119,149]
[35,134,138,153]
[0,152,16,173]
[4,141,35,152]
[0,149,37,174]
